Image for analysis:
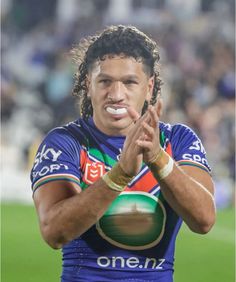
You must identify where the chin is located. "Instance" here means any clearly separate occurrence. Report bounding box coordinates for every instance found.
[107,118,132,134]
[94,113,132,135]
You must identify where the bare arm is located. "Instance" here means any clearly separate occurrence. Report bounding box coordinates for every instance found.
[33,105,215,252]
[33,179,120,249]
[150,163,215,233]
[33,113,148,249]
[134,104,216,234]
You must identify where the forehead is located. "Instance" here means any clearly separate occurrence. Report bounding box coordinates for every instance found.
[89,55,147,78]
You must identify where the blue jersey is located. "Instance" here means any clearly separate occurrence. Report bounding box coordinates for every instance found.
[30,118,211,282]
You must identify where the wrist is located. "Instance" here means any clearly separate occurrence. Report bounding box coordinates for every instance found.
[147,148,165,168]
[148,149,174,180]
[102,163,134,192]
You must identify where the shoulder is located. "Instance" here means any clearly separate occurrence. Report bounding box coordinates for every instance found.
[160,122,201,148]
[160,122,211,172]
[42,118,89,146]
[34,119,89,168]
[160,121,198,139]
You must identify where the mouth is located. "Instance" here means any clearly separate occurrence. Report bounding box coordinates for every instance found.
[106,106,128,115]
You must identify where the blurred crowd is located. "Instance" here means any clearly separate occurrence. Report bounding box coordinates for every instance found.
[1,0,235,208]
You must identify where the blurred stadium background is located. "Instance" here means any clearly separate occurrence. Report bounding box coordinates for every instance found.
[1,0,235,281]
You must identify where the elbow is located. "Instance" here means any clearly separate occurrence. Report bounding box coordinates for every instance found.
[196,220,215,234]
[41,226,65,250]
[200,207,216,234]
[45,238,63,250]
[189,212,216,235]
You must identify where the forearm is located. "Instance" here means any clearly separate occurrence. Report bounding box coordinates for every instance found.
[39,163,134,249]
[40,179,119,249]
[150,162,216,234]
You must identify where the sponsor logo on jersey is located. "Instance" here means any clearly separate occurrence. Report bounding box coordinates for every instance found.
[33,145,62,169]
[97,256,166,270]
[32,163,69,179]
[83,161,105,184]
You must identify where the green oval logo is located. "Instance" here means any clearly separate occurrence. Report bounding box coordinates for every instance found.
[96,191,166,250]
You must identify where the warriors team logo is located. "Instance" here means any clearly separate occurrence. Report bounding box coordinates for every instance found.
[83,161,105,184]
[96,191,167,250]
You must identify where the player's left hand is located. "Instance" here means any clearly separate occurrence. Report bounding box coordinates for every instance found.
[136,101,162,164]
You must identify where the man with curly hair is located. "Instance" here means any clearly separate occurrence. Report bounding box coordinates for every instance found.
[31,25,215,282]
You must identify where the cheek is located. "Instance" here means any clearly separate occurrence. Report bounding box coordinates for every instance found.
[136,87,150,103]
[88,83,98,99]
[89,88,105,108]
[135,90,150,110]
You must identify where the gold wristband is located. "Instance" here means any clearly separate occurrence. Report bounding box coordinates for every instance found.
[148,148,169,170]
[148,148,165,165]
[102,163,134,192]
[148,149,174,180]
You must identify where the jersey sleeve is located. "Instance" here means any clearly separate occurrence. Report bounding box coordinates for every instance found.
[171,124,212,174]
[30,127,82,193]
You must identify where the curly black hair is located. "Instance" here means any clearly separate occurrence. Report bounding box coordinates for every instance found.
[71,25,162,118]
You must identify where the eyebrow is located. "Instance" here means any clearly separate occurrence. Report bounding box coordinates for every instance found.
[97,73,139,80]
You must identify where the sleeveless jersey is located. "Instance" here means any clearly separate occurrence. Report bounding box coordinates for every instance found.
[30,118,211,282]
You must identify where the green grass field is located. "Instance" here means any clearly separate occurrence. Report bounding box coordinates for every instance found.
[1,203,235,282]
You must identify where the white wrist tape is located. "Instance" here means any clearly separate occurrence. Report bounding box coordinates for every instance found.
[158,155,174,180]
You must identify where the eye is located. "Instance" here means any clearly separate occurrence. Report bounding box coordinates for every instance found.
[124,80,138,85]
[99,79,111,85]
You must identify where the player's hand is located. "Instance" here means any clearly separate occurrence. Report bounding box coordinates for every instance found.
[119,108,150,176]
[136,101,162,164]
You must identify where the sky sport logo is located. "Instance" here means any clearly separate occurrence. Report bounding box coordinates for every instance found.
[97,256,165,270]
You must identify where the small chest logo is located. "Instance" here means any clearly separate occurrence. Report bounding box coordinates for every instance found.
[83,162,105,184]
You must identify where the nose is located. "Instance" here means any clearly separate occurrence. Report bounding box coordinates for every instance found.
[108,81,125,102]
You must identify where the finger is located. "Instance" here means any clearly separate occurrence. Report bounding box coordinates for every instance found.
[127,106,152,126]
[125,119,148,147]
[141,121,155,139]
[147,106,158,129]
[135,139,153,150]
[135,114,152,142]
[127,107,140,122]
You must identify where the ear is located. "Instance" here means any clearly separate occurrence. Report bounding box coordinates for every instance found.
[146,76,154,103]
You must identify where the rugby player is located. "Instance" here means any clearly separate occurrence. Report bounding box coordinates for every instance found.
[31,25,216,282]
